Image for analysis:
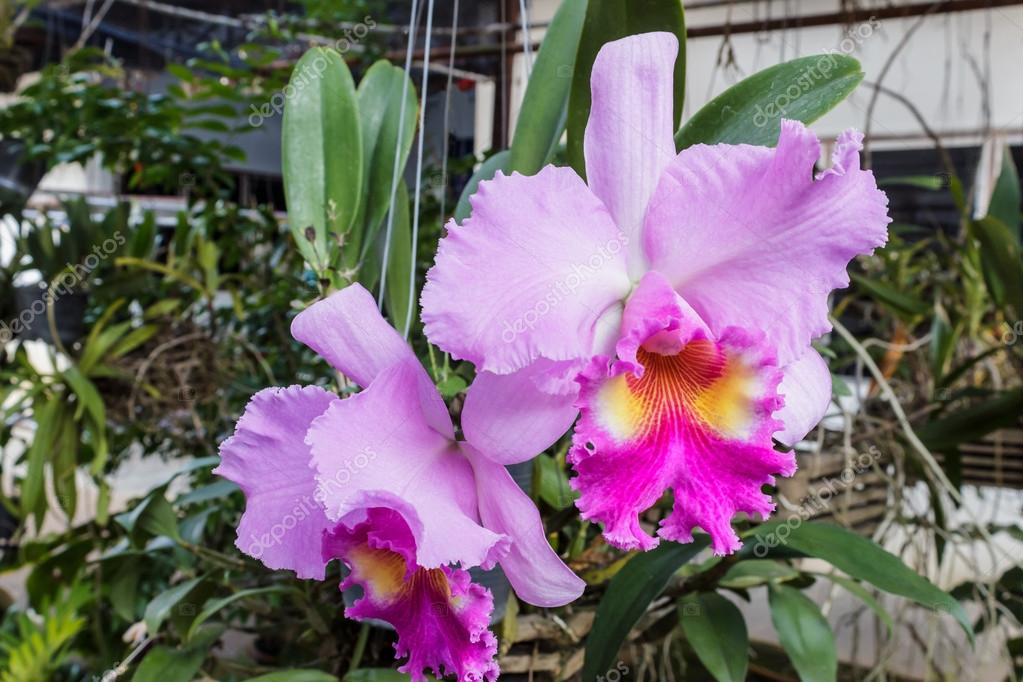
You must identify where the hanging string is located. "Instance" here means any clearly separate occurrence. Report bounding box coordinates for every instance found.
[402,0,436,339]
[437,0,460,225]
[518,0,533,76]
[377,0,420,312]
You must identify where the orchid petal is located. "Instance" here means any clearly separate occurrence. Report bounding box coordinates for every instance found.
[462,360,579,465]
[463,445,585,607]
[774,348,832,446]
[307,360,508,570]
[323,508,499,682]
[585,31,679,277]
[642,120,890,364]
[292,283,453,438]
[422,165,631,375]
[214,385,337,579]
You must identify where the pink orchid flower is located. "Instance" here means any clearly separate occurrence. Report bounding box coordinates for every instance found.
[421,32,890,555]
[215,284,583,682]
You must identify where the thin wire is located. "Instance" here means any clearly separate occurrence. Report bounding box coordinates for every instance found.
[438,0,460,223]
[402,0,436,338]
[518,0,533,76]
[377,0,420,312]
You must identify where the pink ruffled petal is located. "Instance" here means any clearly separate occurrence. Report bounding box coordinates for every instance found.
[214,385,338,579]
[462,445,585,607]
[642,120,890,364]
[461,360,579,465]
[291,283,414,387]
[421,165,631,375]
[292,283,454,438]
[774,348,832,446]
[584,32,679,277]
[570,289,795,554]
[323,508,499,682]
[307,360,508,570]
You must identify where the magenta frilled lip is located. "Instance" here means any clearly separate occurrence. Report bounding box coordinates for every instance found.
[421,32,890,555]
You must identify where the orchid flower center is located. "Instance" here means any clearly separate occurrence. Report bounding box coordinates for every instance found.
[595,339,763,446]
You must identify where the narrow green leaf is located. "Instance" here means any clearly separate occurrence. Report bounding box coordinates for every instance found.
[282,47,362,274]
[849,272,929,319]
[582,536,708,681]
[679,592,748,682]
[567,0,686,175]
[250,672,339,682]
[918,387,1023,453]
[509,0,588,175]
[719,559,799,589]
[676,54,862,149]
[22,398,64,526]
[971,216,1023,319]
[144,576,204,634]
[746,521,972,640]
[186,586,296,641]
[356,61,417,263]
[384,180,413,336]
[814,572,894,634]
[768,584,837,682]
[453,151,510,224]
[987,146,1020,241]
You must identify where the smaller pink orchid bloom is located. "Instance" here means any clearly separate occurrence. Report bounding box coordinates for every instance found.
[215,284,583,682]
[421,32,890,555]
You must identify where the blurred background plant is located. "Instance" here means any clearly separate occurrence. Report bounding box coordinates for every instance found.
[0,1,1020,681]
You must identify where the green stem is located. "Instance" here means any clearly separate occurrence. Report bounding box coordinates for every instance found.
[347,622,371,673]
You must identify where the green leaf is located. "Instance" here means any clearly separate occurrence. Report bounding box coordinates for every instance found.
[383,180,413,337]
[509,0,588,175]
[679,592,748,682]
[144,576,204,635]
[676,54,862,149]
[971,216,1023,319]
[567,0,686,175]
[582,536,708,681]
[250,672,339,682]
[849,271,929,319]
[282,47,363,274]
[768,584,837,682]
[879,174,946,190]
[63,365,104,423]
[131,645,205,682]
[108,559,142,622]
[343,671,430,682]
[186,586,296,641]
[453,151,510,224]
[356,61,417,264]
[746,521,972,640]
[917,387,1023,453]
[173,479,238,507]
[987,146,1020,241]
[814,572,894,634]
[115,489,181,544]
[719,559,799,589]
[22,398,65,527]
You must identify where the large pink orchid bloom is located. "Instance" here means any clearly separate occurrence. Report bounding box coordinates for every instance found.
[215,284,583,682]
[421,32,890,555]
